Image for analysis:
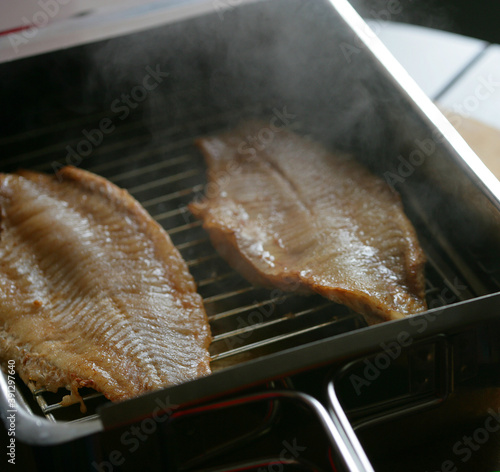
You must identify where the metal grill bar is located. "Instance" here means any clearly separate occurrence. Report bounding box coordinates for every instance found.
[186,253,220,267]
[29,385,56,423]
[2,106,258,175]
[86,129,207,174]
[211,302,333,342]
[211,316,361,362]
[167,220,202,235]
[176,237,209,251]
[197,272,234,288]
[0,109,479,424]
[0,85,206,148]
[142,184,204,208]
[29,383,105,421]
[87,136,190,175]
[208,295,296,322]
[128,168,202,194]
[203,287,256,304]
[154,205,190,222]
[0,110,111,147]
[111,154,193,182]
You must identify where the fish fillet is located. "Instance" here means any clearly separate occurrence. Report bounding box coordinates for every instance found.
[190,121,427,323]
[0,166,211,405]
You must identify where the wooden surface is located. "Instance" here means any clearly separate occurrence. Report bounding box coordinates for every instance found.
[447,112,500,179]
[369,20,500,182]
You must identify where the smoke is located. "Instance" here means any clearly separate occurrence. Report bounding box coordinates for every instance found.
[3,0,495,249]
[350,0,457,33]
[0,0,497,307]
[56,0,458,197]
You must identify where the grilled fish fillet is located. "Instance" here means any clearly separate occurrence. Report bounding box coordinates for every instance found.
[190,122,427,323]
[0,166,211,405]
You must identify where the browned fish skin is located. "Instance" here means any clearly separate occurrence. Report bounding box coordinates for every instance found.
[0,166,211,403]
[190,122,427,323]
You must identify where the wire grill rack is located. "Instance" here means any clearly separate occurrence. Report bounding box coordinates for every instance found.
[0,101,485,425]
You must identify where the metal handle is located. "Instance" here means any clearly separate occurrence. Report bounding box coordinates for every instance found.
[326,381,376,472]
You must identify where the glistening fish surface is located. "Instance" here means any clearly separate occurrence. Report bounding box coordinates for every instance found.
[190,121,427,324]
[0,167,211,408]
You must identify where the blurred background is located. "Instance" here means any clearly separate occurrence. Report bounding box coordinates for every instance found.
[353,0,500,44]
[1,0,500,42]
